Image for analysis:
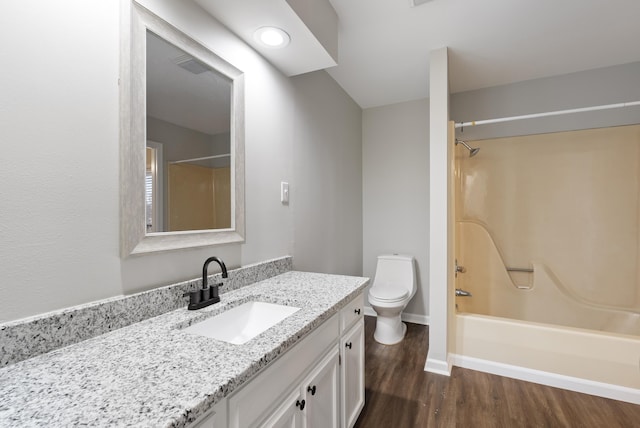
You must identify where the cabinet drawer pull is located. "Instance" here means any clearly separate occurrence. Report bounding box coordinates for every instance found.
[307,385,317,395]
[354,308,361,315]
[296,399,306,410]
[345,342,352,349]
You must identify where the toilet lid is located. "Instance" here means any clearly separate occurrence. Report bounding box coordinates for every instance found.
[369,286,409,302]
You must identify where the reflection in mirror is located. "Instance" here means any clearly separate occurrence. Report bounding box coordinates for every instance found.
[146,31,231,233]
[120,2,245,257]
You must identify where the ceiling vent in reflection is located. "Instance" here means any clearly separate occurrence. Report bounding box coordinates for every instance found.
[174,54,209,74]
[409,0,434,6]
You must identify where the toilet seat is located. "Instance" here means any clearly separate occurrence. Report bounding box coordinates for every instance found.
[369,286,409,303]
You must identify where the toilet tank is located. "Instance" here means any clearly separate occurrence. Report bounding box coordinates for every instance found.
[374,254,416,296]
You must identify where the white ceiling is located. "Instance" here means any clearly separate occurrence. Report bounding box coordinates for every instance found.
[325,0,640,108]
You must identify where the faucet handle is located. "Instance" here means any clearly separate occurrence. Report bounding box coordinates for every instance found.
[183,290,202,305]
[208,284,220,300]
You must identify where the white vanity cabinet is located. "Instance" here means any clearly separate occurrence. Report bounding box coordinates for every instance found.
[262,346,340,428]
[213,292,364,428]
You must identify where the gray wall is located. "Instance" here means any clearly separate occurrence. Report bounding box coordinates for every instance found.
[147,116,229,167]
[362,99,430,321]
[291,71,363,276]
[3,1,635,324]
[451,62,640,141]
[0,0,363,322]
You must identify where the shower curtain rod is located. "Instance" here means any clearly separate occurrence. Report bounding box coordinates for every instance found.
[454,100,640,129]
[169,153,230,164]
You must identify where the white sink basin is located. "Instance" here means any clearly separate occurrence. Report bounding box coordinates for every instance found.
[183,301,301,344]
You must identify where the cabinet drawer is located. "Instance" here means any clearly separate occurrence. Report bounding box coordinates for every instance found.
[340,293,364,334]
[227,314,339,428]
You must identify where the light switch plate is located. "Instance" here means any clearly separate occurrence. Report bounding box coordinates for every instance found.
[281,182,289,204]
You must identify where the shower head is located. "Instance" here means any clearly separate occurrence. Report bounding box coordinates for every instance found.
[455,139,480,157]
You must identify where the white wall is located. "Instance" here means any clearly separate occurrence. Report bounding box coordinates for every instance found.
[425,47,453,376]
[362,99,429,320]
[0,0,362,322]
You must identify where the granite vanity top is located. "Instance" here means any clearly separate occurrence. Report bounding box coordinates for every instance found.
[0,271,368,427]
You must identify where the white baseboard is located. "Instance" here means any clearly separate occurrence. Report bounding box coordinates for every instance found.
[363,306,430,325]
[402,312,429,325]
[450,354,640,405]
[424,357,452,376]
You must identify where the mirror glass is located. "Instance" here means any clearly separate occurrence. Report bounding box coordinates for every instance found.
[145,31,231,233]
[121,3,245,257]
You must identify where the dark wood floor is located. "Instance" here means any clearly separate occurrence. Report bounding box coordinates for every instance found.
[354,316,640,428]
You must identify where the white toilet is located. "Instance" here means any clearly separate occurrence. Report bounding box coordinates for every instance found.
[368,254,416,345]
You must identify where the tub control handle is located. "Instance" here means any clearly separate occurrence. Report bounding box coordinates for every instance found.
[296,399,306,410]
[345,342,352,349]
[455,288,472,297]
[354,308,361,315]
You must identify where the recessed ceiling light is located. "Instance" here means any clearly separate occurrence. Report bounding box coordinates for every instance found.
[254,27,290,48]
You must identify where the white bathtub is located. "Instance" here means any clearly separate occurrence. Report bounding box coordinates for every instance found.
[454,221,640,403]
[452,313,640,403]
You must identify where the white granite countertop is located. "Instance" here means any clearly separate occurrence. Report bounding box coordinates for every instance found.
[0,271,368,428]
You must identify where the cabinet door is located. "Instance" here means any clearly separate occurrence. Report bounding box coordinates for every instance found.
[303,346,340,428]
[259,389,304,428]
[341,319,364,428]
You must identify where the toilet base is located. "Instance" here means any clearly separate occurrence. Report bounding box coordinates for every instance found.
[373,316,407,345]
